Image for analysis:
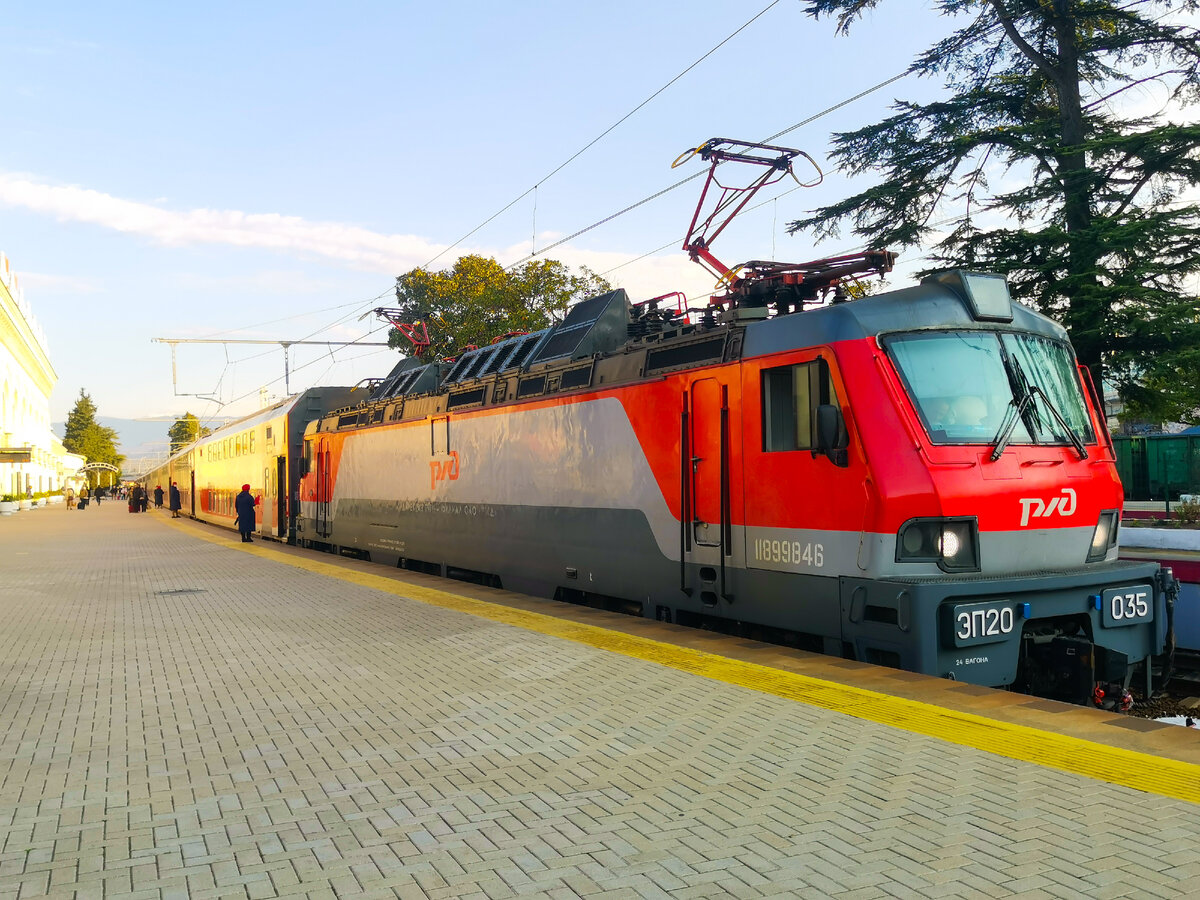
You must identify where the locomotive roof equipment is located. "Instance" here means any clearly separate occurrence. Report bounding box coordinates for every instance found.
[672,137,894,319]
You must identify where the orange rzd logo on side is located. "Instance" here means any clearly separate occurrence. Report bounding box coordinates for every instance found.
[430,450,460,490]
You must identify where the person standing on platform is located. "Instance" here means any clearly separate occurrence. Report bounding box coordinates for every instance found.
[139,485,149,513]
[169,482,182,519]
[154,485,164,509]
[94,486,102,506]
[130,484,143,513]
[79,485,89,509]
[234,483,256,542]
[66,487,75,510]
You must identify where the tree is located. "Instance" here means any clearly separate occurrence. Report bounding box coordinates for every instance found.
[791,1,1200,423]
[62,388,124,486]
[61,388,98,452]
[387,255,612,359]
[168,412,210,454]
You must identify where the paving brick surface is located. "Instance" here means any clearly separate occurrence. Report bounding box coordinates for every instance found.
[1,502,1197,899]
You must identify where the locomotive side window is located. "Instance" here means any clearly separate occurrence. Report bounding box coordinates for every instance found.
[762,361,838,452]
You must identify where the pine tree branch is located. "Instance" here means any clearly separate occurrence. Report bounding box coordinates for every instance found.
[987,0,1062,88]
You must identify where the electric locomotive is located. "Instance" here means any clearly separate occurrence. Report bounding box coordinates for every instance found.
[295,139,1171,701]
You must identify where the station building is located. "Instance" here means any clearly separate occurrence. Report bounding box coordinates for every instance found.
[0,252,84,497]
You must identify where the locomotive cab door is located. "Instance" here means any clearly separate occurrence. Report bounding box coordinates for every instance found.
[276,455,287,539]
[683,378,735,604]
[690,379,724,547]
[315,438,332,538]
[263,465,275,537]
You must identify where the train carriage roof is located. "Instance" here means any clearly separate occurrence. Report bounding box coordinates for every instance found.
[160,387,355,463]
[193,394,304,443]
[741,274,1068,358]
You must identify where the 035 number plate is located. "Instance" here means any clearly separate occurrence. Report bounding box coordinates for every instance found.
[946,601,1016,648]
[1100,586,1152,628]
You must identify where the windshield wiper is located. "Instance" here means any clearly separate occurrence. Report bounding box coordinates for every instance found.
[989,354,1087,461]
[990,354,1035,461]
[1028,384,1088,460]
[990,385,1087,461]
[989,391,1035,461]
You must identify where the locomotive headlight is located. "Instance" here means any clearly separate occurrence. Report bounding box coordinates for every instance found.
[940,529,961,558]
[901,524,929,555]
[896,517,980,573]
[939,521,978,570]
[1087,510,1119,562]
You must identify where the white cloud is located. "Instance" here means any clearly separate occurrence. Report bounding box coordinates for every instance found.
[0,173,446,273]
[0,171,758,304]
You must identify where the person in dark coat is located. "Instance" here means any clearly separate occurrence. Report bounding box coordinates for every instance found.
[234,484,257,542]
[154,485,164,509]
[169,482,182,518]
[139,484,149,513]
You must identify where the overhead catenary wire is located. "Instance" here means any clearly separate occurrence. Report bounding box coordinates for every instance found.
[182,285,399,400]
[204,11,1011,369]
[187,10,1022,406]
[214,3,795,359]
[420,0,788,272]
[239,10,975,354]
[505,67,917,271]
[165,284,400,409]
[195,288,393,341]
[192,56,967,407]
[508,13,1020,273]
[195,325,395,429]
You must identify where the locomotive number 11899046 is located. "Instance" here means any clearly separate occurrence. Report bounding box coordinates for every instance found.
[752,539,824,568]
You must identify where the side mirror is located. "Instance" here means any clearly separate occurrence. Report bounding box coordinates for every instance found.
[816,404,849,467]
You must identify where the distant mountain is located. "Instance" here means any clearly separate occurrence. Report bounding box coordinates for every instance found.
[54,415,240,472]
[53,417,175,463]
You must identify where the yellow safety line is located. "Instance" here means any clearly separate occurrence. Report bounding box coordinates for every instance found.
[180,522,1200,804]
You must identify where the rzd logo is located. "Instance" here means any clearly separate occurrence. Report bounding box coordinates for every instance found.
[429,450,459,490]
[1018,487,1076,527]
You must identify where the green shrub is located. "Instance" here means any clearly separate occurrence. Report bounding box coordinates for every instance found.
[1175,498,1200,527]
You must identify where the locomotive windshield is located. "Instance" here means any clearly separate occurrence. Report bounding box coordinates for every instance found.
[884,331,1095,448]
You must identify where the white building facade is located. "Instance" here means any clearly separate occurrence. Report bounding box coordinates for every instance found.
[0,252,84,497]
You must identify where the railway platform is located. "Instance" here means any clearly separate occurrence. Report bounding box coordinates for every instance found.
[1,502,1198,899]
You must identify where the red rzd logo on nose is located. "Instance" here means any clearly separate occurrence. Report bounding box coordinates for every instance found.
[429,450,460,490]
[1018,487,1076,526]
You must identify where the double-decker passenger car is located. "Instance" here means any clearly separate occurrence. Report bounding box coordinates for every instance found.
[145,387,353,540]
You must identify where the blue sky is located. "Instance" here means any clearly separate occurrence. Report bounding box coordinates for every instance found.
[5,0,952,438]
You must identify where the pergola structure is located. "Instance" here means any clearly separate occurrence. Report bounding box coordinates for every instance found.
[79,462,120,488]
